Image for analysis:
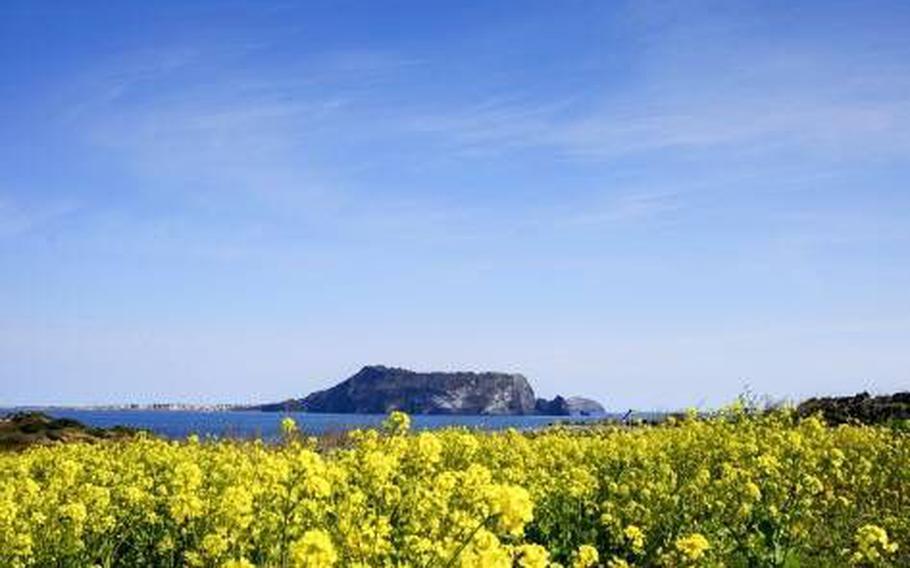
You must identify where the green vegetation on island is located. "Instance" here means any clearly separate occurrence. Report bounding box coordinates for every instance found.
[0,411,139,451]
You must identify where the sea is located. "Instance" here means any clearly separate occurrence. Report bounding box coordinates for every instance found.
[7,409,631,440]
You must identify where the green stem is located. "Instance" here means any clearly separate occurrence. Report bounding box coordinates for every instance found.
[439,515,493,568]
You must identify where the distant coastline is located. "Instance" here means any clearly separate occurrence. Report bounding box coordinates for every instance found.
[4,403,242,412]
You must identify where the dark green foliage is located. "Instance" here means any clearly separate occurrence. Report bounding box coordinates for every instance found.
[0,411,140,450]
[797,392,910,425]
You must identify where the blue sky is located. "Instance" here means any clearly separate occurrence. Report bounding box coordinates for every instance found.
[2,1,909,408]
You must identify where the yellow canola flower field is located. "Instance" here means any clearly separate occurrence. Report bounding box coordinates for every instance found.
[0,409,907,567]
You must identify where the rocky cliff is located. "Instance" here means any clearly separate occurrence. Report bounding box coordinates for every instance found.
[535,396,606,416]
[261,365,538,415]
[257,365,603,415]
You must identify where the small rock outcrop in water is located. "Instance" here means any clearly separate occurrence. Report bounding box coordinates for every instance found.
[257,365,603,415]
[535,396,606,416]
[797,392,910,425]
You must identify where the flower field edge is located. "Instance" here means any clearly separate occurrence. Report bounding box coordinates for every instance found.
[0,409,907,567]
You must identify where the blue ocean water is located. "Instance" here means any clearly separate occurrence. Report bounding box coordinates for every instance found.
[25,410,613,440]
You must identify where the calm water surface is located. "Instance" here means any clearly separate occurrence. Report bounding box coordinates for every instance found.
[29,410,614,440]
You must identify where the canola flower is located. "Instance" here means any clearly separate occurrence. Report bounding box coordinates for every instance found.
[571,544,599,568]
[514,544,548,568]
[674,533,710,563]
[289,530,337,567]
[852,524,899,565]
[622,525,644,554]
[0,408,908,567]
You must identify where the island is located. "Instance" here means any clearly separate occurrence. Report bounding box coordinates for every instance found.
[253,365,605,416]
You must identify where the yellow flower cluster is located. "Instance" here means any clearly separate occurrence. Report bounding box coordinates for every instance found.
[0,408,907,567]
[852,524,899,565]
[674,533,709,563]
[289,529,337,567]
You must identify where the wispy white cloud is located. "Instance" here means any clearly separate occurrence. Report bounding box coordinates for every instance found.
[59,45,427,215]
[405,96,576,155]
[307,48,425,74]
[33,17,910,266]
[0,196,76,239]
[566,190,683,226]
[772,210,910,248]
[398,13,910,163]
[402,84,910,162]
